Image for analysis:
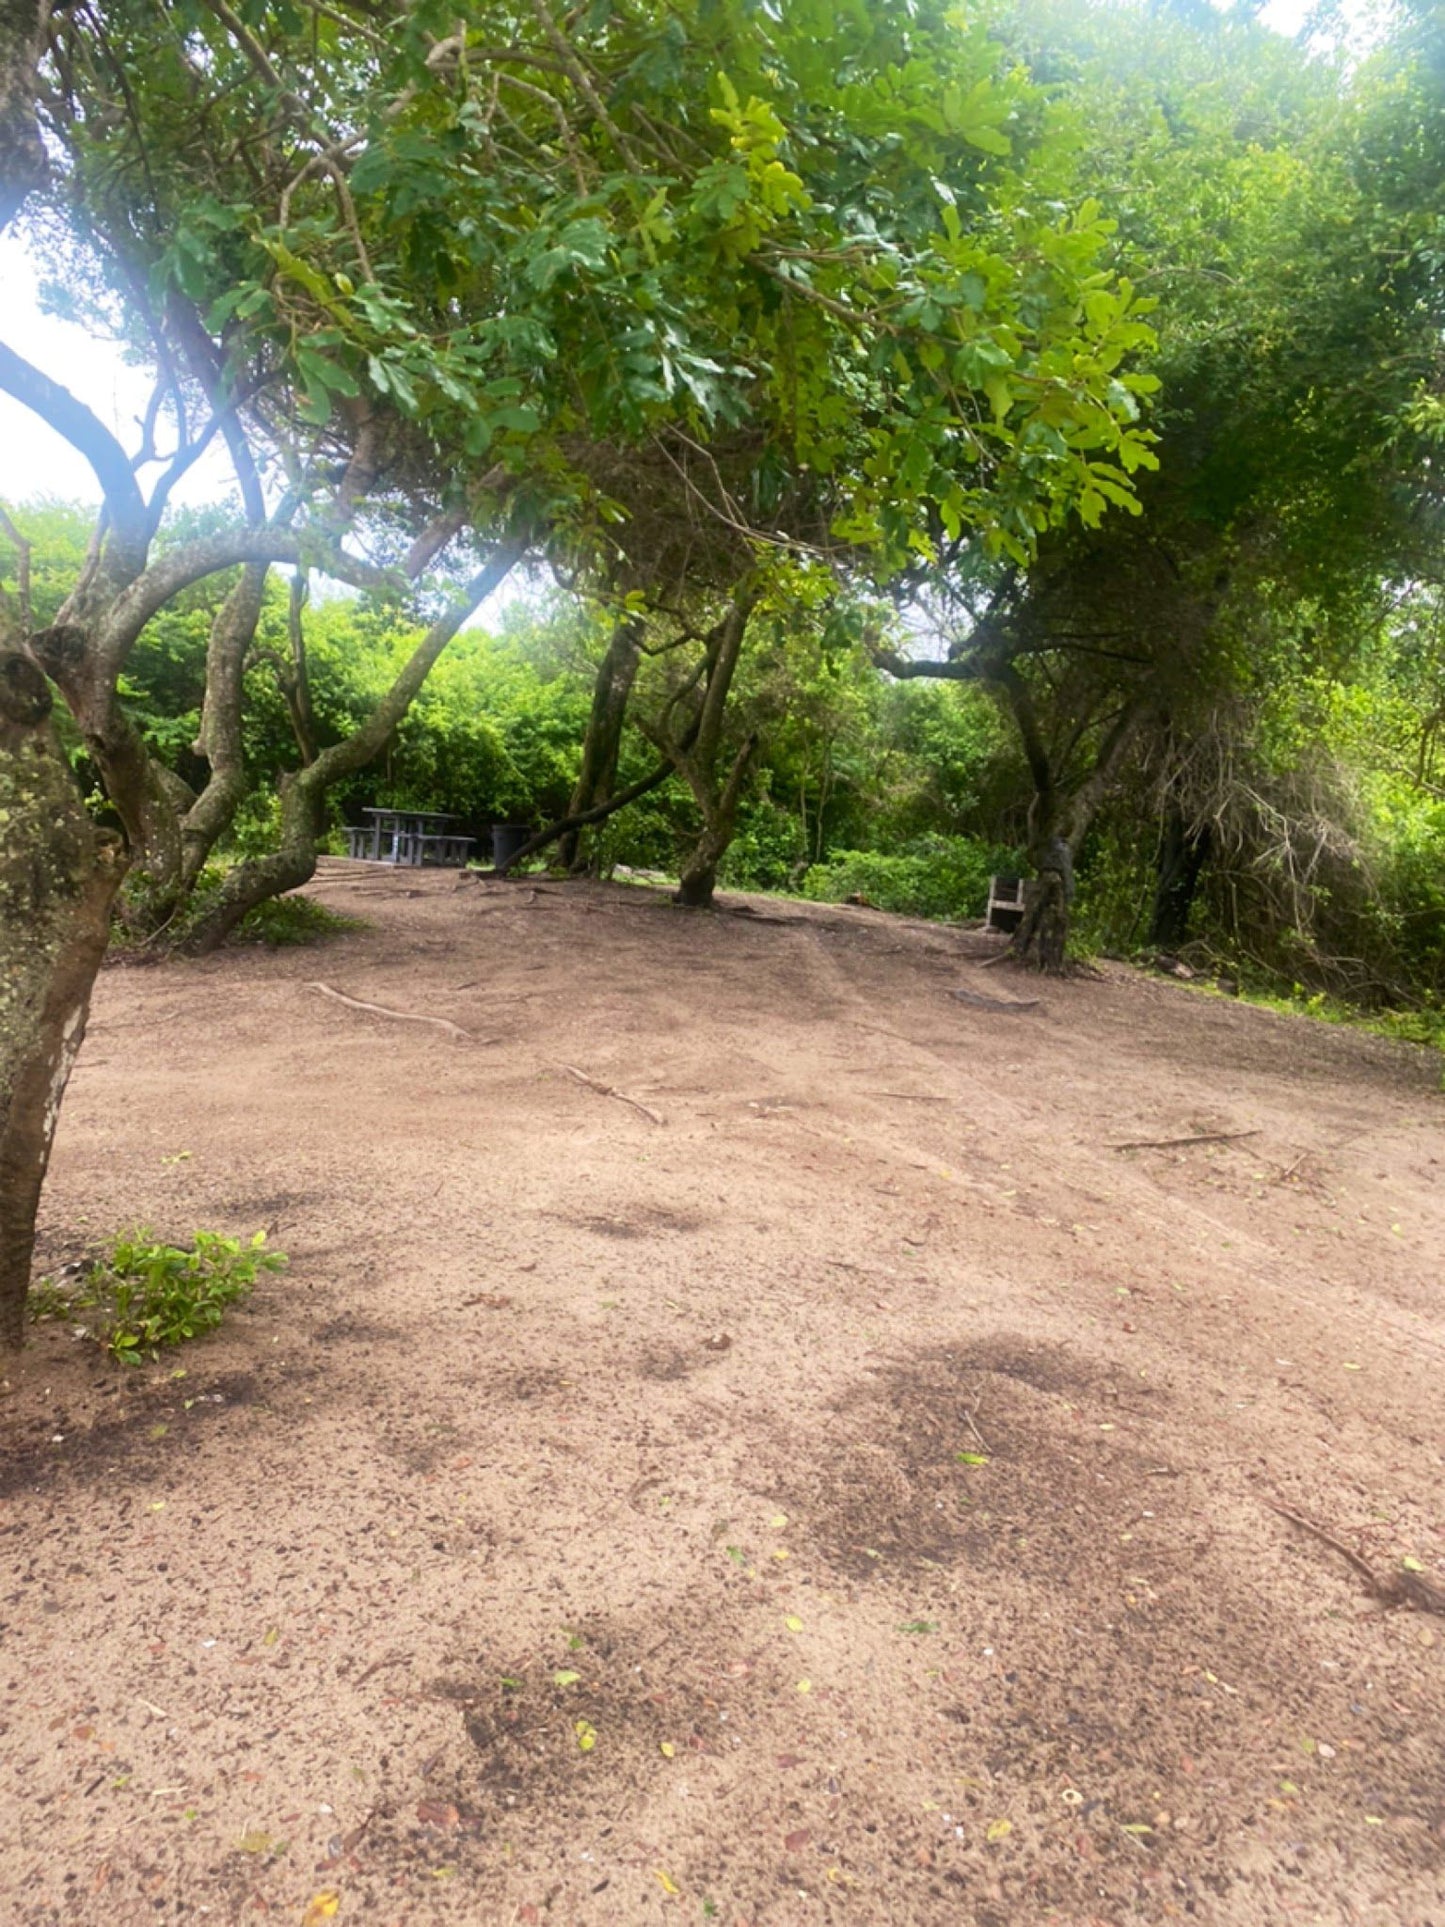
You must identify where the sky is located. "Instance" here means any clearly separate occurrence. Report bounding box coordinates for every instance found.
[0,235,238,513]
[0,0,1363,518]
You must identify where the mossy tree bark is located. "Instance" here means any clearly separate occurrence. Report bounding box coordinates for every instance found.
[0,0,50,233]
[0,650,126,1349]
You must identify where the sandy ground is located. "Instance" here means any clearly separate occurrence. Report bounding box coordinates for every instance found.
[2,858,1443,1927]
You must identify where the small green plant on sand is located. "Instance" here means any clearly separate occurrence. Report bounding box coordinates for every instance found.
[31,1230,286,1363]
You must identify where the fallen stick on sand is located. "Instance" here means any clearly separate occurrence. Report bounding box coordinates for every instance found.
[1266,1500,1445,1616]
[949,986,1041,1012]
[307,981,479,1041]
[1108,1128,1259,1152]
[561,1063,664,1125]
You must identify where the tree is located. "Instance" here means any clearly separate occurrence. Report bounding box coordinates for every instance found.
[1,0,1166,1341]
[874,0,1445,969]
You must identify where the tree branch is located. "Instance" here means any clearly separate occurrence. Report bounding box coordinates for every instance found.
[94,528,404,673]
[496,758,674,874]
[303,538,527,787]
[0,338,150,547]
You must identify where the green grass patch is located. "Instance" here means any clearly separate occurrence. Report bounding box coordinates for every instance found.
[1164,972,1445,1083]
[800,836,1017,922]
[234,893,364,946]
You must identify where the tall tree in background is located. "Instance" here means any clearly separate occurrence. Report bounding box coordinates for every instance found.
[881,0,1445,967]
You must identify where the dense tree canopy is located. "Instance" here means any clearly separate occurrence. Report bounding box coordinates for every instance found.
[2,0,1444,1341]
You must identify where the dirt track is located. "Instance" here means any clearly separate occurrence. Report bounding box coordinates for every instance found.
[2,860,1443,1926]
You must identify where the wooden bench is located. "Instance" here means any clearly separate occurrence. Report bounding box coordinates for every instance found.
[342,825,381,860]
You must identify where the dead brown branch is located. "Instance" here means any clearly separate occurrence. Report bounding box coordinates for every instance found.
[560,1063,664,1125]
[1108,1128,1260,1152]
[1266,1500,1445,1616]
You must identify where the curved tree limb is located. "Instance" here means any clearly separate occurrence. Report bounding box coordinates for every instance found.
[0,338,150,555]
[186,537,528,951]
[496,758,675,875]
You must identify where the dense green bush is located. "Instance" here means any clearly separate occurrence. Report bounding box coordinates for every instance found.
[720,800,808,891]
[800,836,1017,921]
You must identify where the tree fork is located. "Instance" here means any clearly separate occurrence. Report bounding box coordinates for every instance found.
[185,541,526,949]
[0,651,127,1348]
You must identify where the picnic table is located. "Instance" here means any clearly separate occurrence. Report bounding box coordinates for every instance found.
[342,807,476,868]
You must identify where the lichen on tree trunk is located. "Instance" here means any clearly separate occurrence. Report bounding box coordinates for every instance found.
[0,651,126,1348]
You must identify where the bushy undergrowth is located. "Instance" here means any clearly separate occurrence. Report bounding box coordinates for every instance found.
[800,835,1016,920]
[30,1229,286,1363]
[235,892,363,946]
[115,863,364,950]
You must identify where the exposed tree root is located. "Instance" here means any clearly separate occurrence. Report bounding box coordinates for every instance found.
[307,981,482,1041]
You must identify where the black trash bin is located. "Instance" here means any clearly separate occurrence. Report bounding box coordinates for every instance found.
[490,824,532,870]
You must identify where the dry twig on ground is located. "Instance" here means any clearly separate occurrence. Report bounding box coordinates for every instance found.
[560,1063,665,1125]
[1266,1500,1445,1615]
[1109,1128,1260,1152]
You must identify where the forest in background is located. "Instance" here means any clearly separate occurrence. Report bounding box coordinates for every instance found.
[15,488,1445,1034]
[2,0,1443,1331]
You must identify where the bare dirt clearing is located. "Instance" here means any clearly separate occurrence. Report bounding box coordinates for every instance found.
[3,860,1443,1927]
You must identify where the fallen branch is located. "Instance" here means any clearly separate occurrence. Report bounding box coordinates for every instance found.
[950,986,1041,1012]
[308,981,481,1041]
[1108,1128,1259,1152]
[1266,1500,1445,1616]
[1272,1148,1314,1185]
[496,759,674,874]
[561,1063,664,1125]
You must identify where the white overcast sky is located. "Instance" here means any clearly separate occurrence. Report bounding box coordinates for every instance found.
[0,0,1363,515]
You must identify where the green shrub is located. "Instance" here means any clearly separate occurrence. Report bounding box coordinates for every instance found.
[235,893,363,946]
[31,1229,286,1363]
[720,800,806,890]
[800,835,1016,921]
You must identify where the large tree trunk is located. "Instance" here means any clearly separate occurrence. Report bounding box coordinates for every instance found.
[1150,803,1210,949]
[0,651,127,1347]
[643,588,759,910]
[181,561,272,887]
[999,672,1146,973]
[183,767,325,952]
[561,615,643,871]
[1013,836,1073,973]
[673,731,757,910]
